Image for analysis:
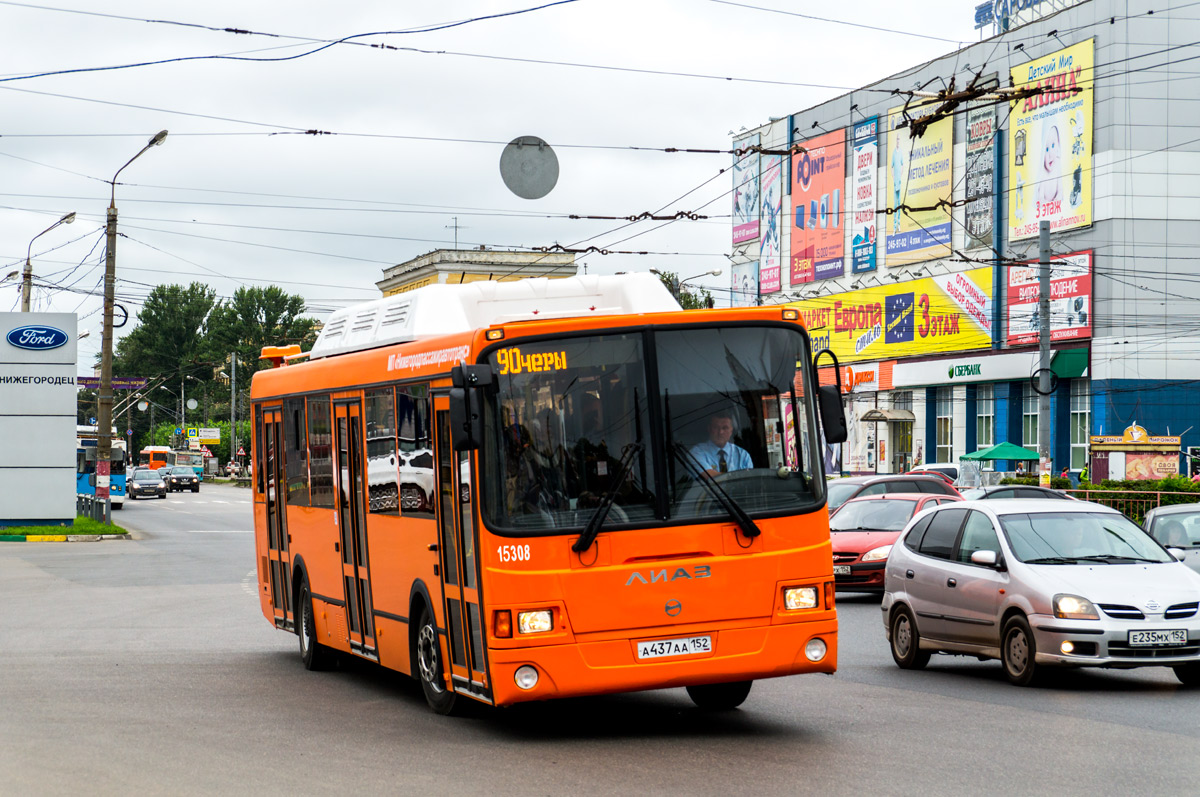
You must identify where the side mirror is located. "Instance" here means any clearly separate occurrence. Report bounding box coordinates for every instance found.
[449,364,494,451]
[812,348,848,444]
[970,549,1000,568]
[1167,547,1187,562]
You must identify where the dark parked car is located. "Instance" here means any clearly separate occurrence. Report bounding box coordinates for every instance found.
[959,484,1075,501]
[830,493,962,592]
[827,474,961,512]
[128,468,167,499]
[166,466,200,493]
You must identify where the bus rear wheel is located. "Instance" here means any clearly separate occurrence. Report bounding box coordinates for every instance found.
[686,680,752,710]
[415,606,458,715]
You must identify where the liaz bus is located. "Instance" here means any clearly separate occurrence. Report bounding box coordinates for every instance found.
[251,274,847,714]
[139,445,171,470]
[77,426,127,509]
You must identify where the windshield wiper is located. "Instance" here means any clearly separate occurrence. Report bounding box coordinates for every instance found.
[670,442,762,540]
[572,443,644,554]
[1075,554,1163,564]
[1024,556,1081,564]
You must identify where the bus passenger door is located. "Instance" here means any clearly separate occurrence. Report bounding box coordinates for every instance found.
[259,406,293,631]
[433,398,489,701]
[334,400,376,658]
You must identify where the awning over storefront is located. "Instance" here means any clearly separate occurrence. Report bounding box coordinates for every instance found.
[859,408,915,423]
[962,441,1041,461]
[1052,348,1089,378]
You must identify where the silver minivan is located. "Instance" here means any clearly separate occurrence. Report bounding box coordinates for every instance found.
[882,500,1200,686]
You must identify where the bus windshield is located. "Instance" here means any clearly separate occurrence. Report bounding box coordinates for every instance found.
[482,325,823,533]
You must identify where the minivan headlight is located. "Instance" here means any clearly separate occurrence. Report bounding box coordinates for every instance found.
[1054,594,1099,620]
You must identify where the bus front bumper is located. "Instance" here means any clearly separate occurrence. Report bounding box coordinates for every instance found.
[486,617,837,706]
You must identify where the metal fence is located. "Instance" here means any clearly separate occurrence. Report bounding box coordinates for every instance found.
[1065,490,1200,524]
[75,494,111,523]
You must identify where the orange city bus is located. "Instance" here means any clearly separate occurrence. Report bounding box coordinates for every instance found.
[251,274,848,714]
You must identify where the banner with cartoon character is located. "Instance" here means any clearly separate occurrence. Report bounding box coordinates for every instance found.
[1008,38,1093,241]
[732,134,761,244]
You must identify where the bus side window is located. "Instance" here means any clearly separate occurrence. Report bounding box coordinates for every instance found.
[284,397,310,507]
[365,388,399,515]
[397,385,435,518]
[307,395,335,508]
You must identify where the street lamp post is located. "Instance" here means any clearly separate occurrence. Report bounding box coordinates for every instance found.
[96,130,168,520]
[21,212,76,312]
[678,269,723,296]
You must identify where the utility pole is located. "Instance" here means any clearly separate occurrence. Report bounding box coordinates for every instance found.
[230,352,237,469]
[1038,220,1052,486]
[96,130,168,522]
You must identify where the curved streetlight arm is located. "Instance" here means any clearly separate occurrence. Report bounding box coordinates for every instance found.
[109,130,168,206]
[21,211,76,312]
[678,269,723,289]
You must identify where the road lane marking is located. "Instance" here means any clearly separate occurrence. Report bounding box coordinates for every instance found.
[188,530,253,533]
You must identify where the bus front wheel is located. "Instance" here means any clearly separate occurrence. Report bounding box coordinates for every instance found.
[685,680,752,710]
[415,606,458,715]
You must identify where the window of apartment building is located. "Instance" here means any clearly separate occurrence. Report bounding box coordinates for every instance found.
[936,387,953,463]
[1070,379,1090,470]
[1022,383,1038,449]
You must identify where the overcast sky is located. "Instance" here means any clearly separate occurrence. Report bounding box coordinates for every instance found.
[0,0,984,373]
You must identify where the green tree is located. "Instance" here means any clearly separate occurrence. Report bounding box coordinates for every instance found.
[205,286,319,378]
[653,270,715,310]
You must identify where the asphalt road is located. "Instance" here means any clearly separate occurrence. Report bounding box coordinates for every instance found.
[3,484,1199,795]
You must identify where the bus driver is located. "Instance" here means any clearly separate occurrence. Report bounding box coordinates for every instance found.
[691,410,753,476]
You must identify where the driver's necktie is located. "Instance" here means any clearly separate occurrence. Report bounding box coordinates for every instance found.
[718,449,728,473]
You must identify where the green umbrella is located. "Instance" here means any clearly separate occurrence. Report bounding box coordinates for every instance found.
[961,441,1041,461]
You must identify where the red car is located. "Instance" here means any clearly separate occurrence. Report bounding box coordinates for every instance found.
[829,493,962,592]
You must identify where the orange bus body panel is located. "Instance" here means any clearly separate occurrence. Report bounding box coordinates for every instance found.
[252,305,837,707]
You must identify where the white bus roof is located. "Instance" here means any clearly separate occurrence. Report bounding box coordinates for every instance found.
[309,273,681,360]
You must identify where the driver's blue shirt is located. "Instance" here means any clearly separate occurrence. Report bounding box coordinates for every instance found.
[689,441,752,473]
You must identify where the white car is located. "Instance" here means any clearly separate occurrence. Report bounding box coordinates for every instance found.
[882,499,1200,686]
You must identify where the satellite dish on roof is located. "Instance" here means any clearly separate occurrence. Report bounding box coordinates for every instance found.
[500,136,559,200]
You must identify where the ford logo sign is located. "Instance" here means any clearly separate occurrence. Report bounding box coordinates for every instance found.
[6,325,68,351]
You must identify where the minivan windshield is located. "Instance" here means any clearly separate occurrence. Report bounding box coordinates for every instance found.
[1001,511,1174,563]
[481,325,824,533]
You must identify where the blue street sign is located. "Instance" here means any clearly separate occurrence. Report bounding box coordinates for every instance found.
[175,427,182,435]
[89,417,96,425]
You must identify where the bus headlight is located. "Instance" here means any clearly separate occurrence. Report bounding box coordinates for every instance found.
[784,587,819,611]
[517,610,553,634]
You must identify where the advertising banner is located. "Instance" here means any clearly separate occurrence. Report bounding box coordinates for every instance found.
[731,257,759,307]
[1008,38,1093,241]
[77,376,148,389]
[790,129,846,284]
[964,104,996,250]
[760,154,783,294]
[732,134,761,244]
[851,117,879,274]
[1006,250,1092,346]
[788,266,993,364]
[885,108,953,265]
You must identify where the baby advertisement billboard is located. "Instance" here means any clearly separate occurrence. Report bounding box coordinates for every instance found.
[885,109,953,266]
[1008,39,1093,241]
[787,266,993,364]
[789,129,846,284]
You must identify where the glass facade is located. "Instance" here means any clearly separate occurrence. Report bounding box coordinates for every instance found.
[935,387,953,463]
[1070,379,1090,470]
[1022,383,1038,449]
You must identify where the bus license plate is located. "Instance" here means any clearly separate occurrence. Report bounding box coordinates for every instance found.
[833,565,851,575]
[1129,629,1187,646]
[637,635,712,660]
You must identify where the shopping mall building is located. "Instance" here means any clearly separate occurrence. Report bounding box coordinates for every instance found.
[728,0,1199,480]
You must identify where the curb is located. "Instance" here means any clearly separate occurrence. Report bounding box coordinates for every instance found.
[0,534,132,543]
